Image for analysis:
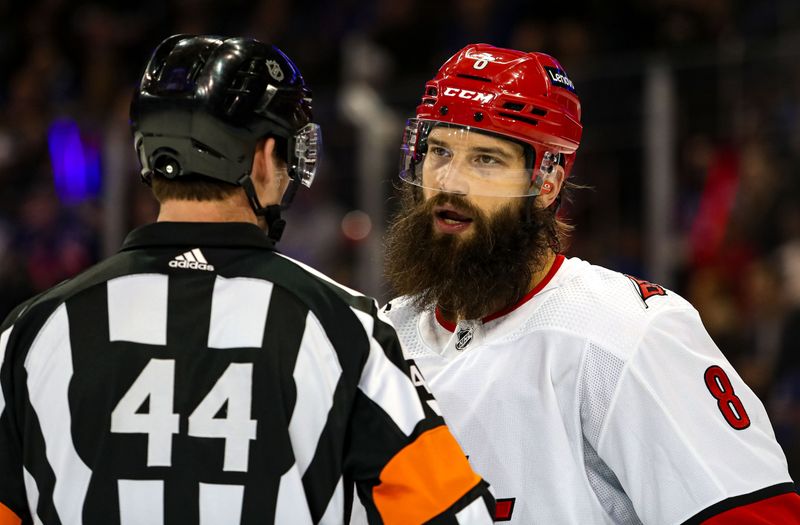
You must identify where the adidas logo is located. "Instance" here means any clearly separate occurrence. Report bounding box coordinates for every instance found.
[169,248,215,271]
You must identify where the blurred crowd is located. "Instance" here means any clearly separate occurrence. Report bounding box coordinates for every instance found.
[2,0,800,476]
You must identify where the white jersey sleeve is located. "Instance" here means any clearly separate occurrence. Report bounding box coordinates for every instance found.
[595,304,793,524]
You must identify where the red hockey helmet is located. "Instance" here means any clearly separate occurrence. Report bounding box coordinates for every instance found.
[400,44,582,198]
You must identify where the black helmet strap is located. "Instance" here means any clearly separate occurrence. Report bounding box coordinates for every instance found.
[240,176,287,242]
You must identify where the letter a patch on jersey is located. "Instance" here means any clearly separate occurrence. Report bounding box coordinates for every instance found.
[626,275,666,307]
[406,360,442,417]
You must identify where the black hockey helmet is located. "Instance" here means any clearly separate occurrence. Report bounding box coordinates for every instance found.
[130,34,322,241]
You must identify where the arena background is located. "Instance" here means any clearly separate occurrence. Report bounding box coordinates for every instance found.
[1,0,800,478]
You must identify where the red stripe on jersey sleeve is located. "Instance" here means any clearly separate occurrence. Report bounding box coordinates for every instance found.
[700,492,800,524]
[0,502,21,525]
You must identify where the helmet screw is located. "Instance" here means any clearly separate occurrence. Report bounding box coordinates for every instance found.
[439,106,448,115]
[474,112,484,122]
[165,164,175,175]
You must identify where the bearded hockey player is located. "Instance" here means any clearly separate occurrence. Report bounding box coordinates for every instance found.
[381,43,800,524]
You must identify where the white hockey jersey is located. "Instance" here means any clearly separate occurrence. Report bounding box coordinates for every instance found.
[382,255,797,524]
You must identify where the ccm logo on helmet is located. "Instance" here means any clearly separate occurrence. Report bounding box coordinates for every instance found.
[442,87,494,103]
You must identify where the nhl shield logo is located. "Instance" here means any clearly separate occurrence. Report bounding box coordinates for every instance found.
[455,327,473,351]
[266,60,284,82]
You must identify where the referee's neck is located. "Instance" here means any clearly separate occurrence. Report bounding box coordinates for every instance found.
[157,195,259,225]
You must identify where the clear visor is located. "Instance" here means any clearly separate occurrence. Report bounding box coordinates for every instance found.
[293,122,322,188]
[399,118,561,198]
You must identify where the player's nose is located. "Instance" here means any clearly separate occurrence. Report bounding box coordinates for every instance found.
[435,156,470,194]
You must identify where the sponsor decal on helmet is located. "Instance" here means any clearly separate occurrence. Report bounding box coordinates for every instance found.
[442,87,494,103]
[544,67,575,92]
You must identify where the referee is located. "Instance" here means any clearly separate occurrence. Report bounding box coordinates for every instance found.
[0,35,494,525]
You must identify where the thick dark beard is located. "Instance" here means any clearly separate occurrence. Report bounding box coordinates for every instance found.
[384,186,554,320]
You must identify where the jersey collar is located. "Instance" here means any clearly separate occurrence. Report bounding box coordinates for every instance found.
[434,253,566,333]
[120,222,277,252]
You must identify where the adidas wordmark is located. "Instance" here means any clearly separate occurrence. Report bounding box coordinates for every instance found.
[169,248,215,271]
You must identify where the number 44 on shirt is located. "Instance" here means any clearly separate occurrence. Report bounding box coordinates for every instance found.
[111,358,257,472]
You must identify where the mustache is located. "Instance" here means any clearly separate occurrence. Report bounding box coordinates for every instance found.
[417,191,485,219]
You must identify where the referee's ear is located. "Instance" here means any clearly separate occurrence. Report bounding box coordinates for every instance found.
[252,137,289,206]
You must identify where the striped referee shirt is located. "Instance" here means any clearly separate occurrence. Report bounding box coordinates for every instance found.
[0,222,493,525]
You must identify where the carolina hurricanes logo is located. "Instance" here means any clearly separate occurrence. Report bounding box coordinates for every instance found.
[626,275,667,306]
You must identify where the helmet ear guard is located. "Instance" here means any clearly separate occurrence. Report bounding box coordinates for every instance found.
[150,148,183,180]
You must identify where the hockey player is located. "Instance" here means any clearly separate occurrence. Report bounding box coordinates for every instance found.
[382,43,800,523]
[0,36,495,524]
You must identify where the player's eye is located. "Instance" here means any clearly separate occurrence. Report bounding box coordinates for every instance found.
[474,154,502,166]
[430,146,452,158]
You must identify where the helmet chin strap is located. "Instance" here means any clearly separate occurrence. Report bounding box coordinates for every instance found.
[240,176,287,242]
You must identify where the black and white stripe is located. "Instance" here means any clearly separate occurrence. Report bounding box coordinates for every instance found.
[0,325,10,416]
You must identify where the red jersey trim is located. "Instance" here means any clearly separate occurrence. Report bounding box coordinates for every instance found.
[434,308,457,333]
[434,254,566,332]
[683,483,800,524]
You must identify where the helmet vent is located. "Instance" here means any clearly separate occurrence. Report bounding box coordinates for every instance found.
[499,112,538,126]
[502,102,525,111]
[426,87,438,96]
[228,59,264,95]
[187,56,208,85]
[531,107,548,116]
[224,59,264,116]
[191,139,225,160]
[156,67,193,93]
[456,73,491,82]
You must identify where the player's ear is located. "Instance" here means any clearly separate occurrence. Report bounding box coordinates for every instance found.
[537,166,565,209]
